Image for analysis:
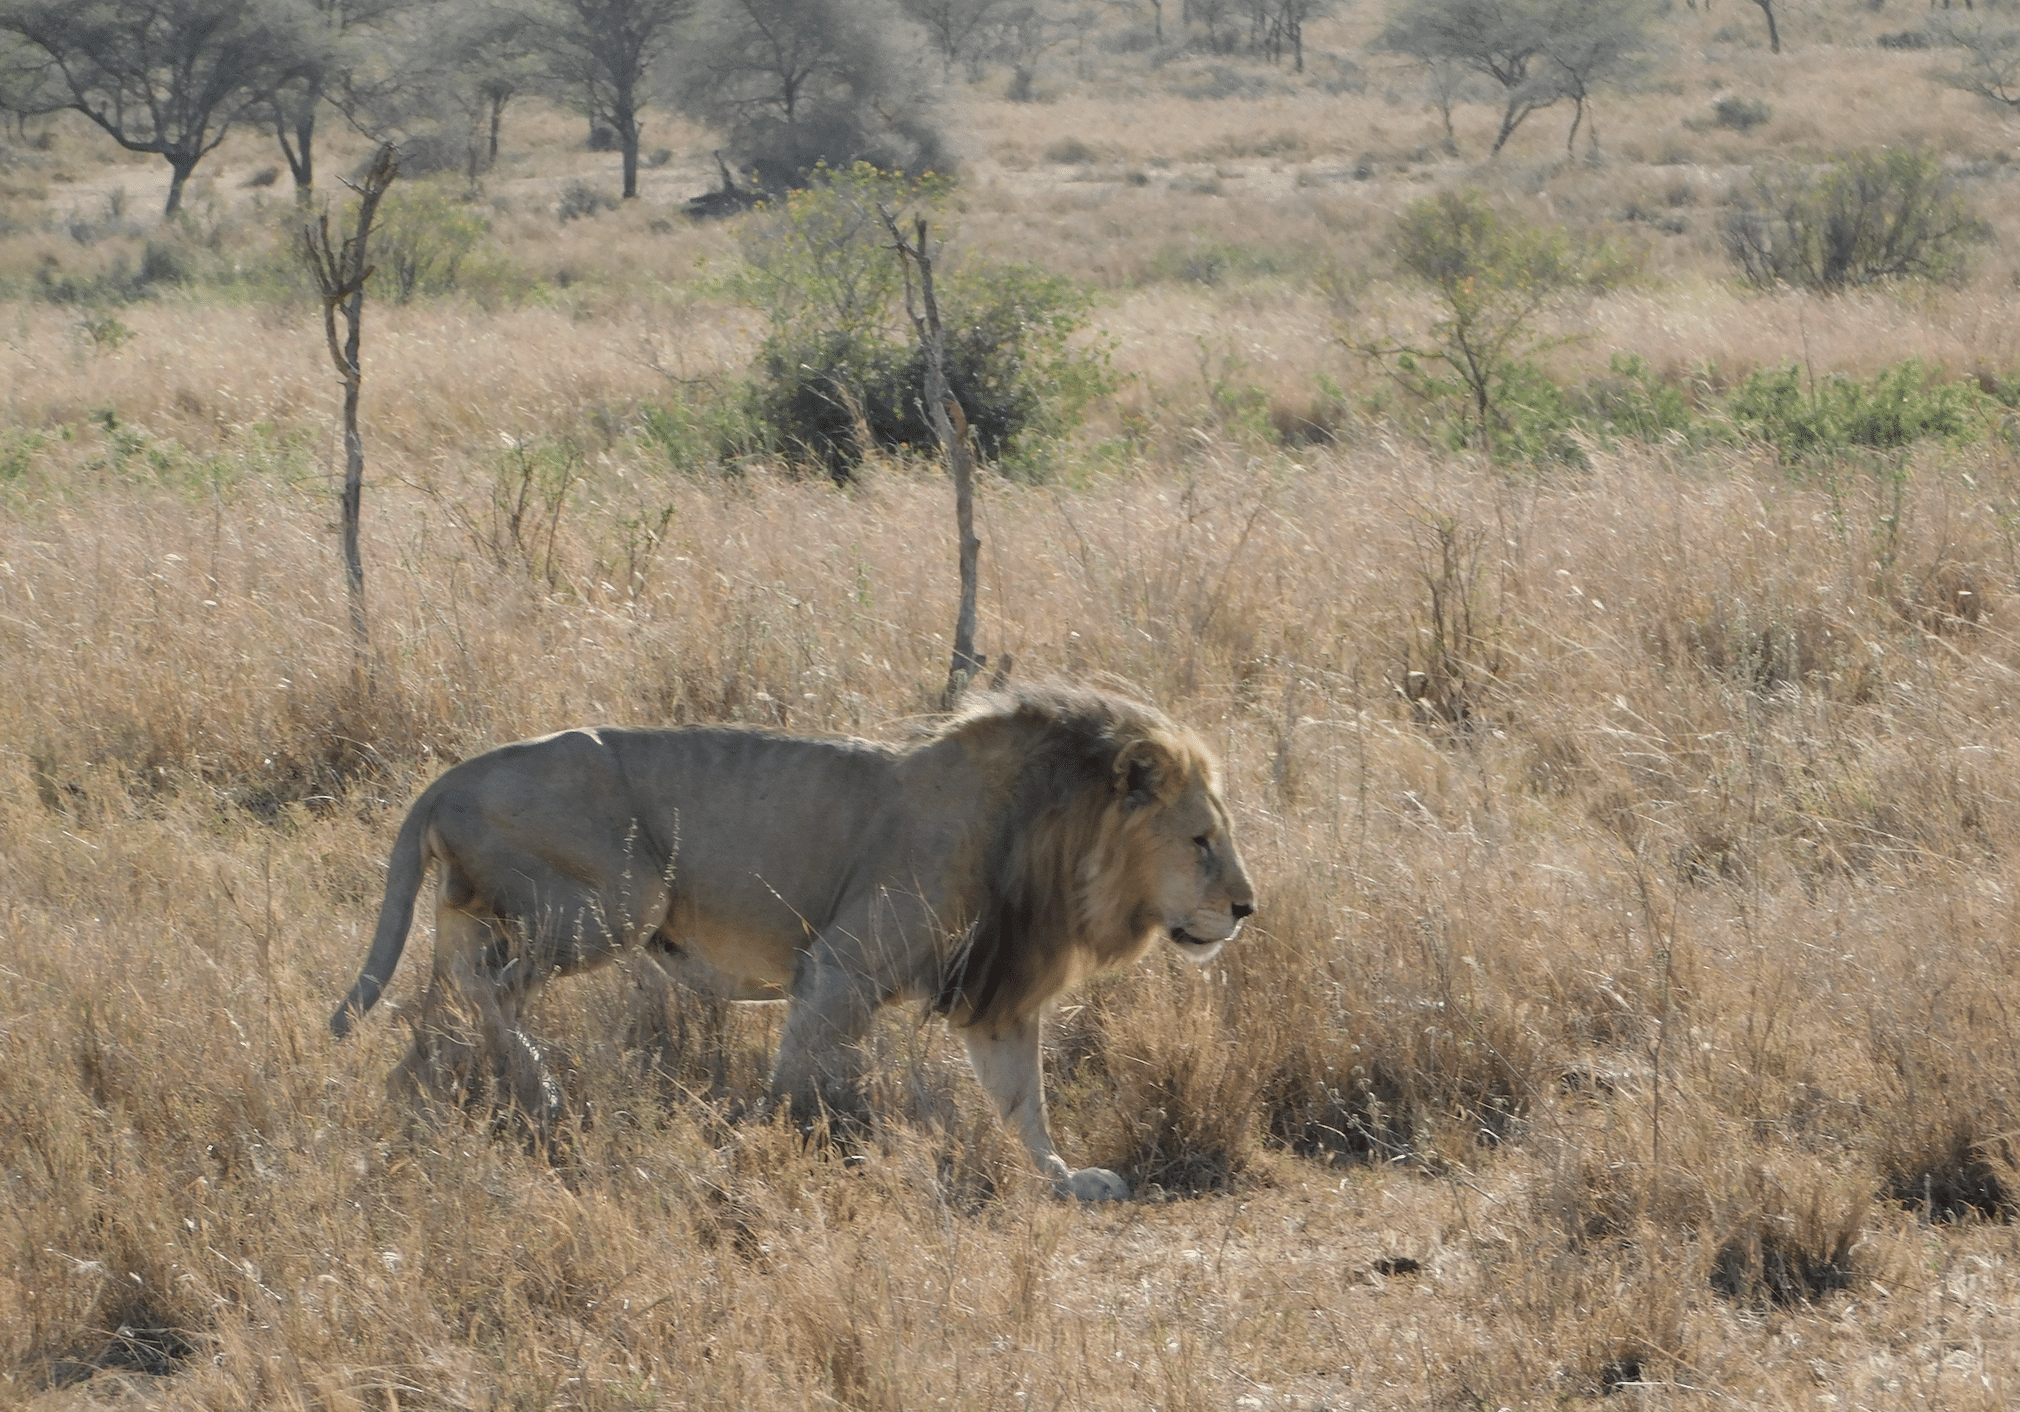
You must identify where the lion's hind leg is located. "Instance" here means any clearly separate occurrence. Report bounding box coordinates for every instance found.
[402,900,567,1136]
[767,953,887,1144]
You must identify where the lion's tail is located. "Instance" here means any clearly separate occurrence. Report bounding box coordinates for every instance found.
[331,795,433,1038]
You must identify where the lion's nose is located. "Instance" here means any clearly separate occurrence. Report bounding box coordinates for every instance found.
[1231,902,1254,921]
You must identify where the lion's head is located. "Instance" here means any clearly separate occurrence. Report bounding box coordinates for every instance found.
[1106,734,1254,965]
[935,684,1256,1030]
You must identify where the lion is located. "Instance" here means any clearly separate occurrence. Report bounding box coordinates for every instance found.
[331,682,1255,1200]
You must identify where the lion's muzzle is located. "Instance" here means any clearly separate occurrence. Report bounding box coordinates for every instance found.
[1169,901,1253,962]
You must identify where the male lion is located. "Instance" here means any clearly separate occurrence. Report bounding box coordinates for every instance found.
[331,683,1255,1200]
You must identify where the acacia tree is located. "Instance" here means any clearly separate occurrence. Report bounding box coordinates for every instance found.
[0,0,293,214]
[1934,14,2020,108]
[1536,0,1648,156]
[1748,0,1780,55]
[526,0,689,198]
[1377,0,1643,157]
[443,7,542,173]
[1378,0,1554,155]
[347,2,540,183]
[896,0,1005,74]
[263,0,412,203]
[679,0,941,187]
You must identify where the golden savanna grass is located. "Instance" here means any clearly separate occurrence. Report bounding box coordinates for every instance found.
[13,1,2020,1407]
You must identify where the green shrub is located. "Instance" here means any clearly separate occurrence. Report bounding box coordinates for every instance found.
[1724,149,1989,291]
[372,184,490,303]
[636,395,763,472]
[1711,95,1772,132]
[0,427,45,480]
[1728,358,1990,461]
[1570,353,1718,450]
[1362,188,1632,464]
[723,164,1115,479]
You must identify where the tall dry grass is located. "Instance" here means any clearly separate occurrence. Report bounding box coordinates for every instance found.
[9,416,2020,1405]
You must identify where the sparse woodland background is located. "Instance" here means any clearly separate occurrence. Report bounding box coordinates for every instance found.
[12,0,2020,1407]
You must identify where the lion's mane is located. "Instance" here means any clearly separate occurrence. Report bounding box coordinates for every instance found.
[932,684,1217,1030]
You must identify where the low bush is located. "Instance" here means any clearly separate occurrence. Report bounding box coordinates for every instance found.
[373,183,491,303]
[1367,348,1999,468]
[1570,353,1710,448]
[1724,148,1989,291]
[722,164,1115,479]
[1728,358,1990,462]
[1359,189,1636,466]
[1711,94,1772,132]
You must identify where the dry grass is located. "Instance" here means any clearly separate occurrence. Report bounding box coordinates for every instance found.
[10,424,2020,1408]
[11,4,2020,1408]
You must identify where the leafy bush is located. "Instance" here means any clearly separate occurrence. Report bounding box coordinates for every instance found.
[0,427,46,480]
[1728,358,1990,461]
[1570,353,1716,449]
[1724,148,1989,291]
[1361,188,1633,464]
[1373,347,1997,468]
[557,181,618,223]
[372,184,490,303]
[1711,95,1772,132]
[722,164,1114,479]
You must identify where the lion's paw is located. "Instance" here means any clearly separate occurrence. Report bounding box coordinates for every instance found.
[1062,1166,1130,1202]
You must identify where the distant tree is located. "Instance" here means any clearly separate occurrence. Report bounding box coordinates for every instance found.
[1748,0,1780,55]
[1933,13,2020,108]
[524,0,690,198]
[896,0,1005,73]
[0,0,295,214]
[1184,0,1240,53]
[1116,0,1166,47]
[0,30,51,123]
[392,3,543,180]
[1377,0,1646,156]
[679,0,942,187]
[318,2,533,185]
[1536,0,1649,155]
[1421,55,1467,155]
[447,8,543,173]
[1269,0,1326,71]
[992,1,1065,100]
[1376,0,1554,155]
[265,0,412,203]
[1237,0,1325,69]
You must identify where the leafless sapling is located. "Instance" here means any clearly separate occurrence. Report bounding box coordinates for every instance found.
[302,142,398,665]
[880,208,990,707]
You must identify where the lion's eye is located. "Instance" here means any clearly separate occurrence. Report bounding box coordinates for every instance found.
[1193,834,1212,862]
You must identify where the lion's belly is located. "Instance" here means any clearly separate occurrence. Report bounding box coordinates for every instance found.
[659,917,799,1000]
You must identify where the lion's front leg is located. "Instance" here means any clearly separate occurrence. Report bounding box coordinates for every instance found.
[962,1013,1128,1202]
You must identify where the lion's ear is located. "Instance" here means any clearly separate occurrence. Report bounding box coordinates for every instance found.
[1115,739,1172,810]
